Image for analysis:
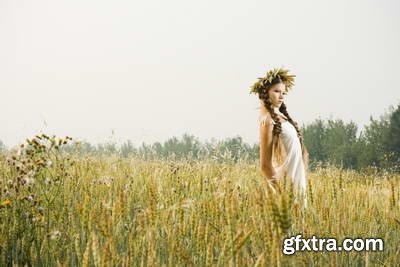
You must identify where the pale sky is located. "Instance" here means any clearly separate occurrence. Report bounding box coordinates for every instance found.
[1,0,399,147]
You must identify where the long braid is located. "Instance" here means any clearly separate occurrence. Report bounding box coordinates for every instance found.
[258,92,282,138]
[258,92,286,166]
[279,103,303,148]
[279,102,309,169]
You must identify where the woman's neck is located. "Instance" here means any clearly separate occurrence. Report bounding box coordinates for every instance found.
[274,107,288,120]
[273,106,280,111]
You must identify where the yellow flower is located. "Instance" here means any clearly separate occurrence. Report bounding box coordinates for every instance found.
[1,200,12,206]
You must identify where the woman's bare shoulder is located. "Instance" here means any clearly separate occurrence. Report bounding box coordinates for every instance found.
[259,110,274,126]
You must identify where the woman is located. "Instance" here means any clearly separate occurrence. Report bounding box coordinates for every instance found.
[250,68,309,205]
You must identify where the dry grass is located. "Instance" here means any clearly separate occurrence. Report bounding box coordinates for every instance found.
[0,138,399,266]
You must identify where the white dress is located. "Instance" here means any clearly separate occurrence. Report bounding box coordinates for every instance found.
[260,107,307,204]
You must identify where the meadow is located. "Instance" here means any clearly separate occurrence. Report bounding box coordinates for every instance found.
[0,134,399,266]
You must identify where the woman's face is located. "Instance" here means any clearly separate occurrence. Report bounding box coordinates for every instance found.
[268,82,286,107]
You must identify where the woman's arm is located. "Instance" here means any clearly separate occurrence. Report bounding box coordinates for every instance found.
[259,114,277,180]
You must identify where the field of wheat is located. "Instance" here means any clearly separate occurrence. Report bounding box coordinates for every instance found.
[0,135,399,266]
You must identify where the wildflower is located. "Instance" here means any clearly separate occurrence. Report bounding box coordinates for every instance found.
[38,206,44,215]
[1,199,12,207]
[3,188,10,196]
[48,230,61,240]
[22,177,35,186]
[47,160,53,167]
[45,177,51,185]
[26,195,34,202]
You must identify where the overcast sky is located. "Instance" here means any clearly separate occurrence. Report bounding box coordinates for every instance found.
[1,0,399,147]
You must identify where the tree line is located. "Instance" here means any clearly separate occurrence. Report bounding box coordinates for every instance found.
[1,103,399,172]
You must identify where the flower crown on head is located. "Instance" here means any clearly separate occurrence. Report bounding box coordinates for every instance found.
[250,68,296,95]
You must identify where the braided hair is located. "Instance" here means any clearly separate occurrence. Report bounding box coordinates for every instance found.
[258,76,309,169]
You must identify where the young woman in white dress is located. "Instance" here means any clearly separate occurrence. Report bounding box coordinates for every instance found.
[250,68,309,206]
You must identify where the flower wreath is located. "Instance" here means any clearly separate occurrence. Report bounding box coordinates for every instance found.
[250,68,296,95]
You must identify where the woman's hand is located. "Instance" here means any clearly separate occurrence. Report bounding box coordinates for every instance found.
[261,167,280,193]
[261,166,279,182]
[269,175,279,186]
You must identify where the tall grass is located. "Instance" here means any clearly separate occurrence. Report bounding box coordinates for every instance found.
[0,135,399,266]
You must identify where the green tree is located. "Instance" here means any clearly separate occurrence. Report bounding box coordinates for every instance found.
[323,119,359,169]
[218,136,250,163]
[120,140,136,158]
[386,104,400,153]
[302,118,328,167]
[180,133,201,159]
[359,107,392,169]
